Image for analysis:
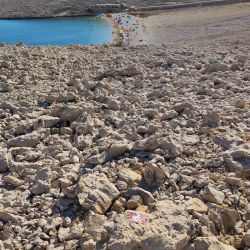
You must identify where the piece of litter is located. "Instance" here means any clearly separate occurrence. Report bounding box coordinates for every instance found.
[127,211,149,224]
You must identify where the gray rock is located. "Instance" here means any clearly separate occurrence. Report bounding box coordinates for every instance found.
[121,187,155,205]
[203,63,230,73]
[220,208,240,233]
[214,134,244,149]
[161,110,178,120]
[0,151,9,173]
[133,135,161,152]
[8,131,46,148]
[161,138,183,158]
[202,111,221,128]
[60,105,82,122]
[72,116,94,135]
[30,180,50,195]
[201,185,225,205]
[106,201,191,250]
[205,157,224,168]
[194,237,236,250]
[143,162,168,187]
[35,115,60,128]
[105,142,132,160]
[244,230,250,247]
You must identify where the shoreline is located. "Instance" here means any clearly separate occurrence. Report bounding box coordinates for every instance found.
[106,13,146,46]
[0,2,249,47]
[1,0,249,47]
[101,15,122,45]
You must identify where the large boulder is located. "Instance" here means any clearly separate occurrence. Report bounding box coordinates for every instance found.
[77,173,120,214]
[105,200,192,250]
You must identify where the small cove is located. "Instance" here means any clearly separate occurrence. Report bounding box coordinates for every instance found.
[0,17,113,46]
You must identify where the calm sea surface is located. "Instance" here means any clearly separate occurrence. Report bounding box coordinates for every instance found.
[0,17,113,45]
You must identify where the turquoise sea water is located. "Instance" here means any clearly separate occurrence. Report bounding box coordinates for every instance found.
[0,17,113,45]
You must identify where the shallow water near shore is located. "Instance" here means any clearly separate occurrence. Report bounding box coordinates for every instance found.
[0,17,113,45]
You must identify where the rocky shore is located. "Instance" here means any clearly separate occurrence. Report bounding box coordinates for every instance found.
[0,40,249,249]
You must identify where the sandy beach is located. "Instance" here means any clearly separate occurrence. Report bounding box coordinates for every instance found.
[107,2,250,46]
[142,2,250,46]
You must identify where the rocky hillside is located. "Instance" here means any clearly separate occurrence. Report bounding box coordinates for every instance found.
[0,42,249,249]
[0,0,216,18]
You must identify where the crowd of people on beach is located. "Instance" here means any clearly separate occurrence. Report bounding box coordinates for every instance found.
[112,13,145,45]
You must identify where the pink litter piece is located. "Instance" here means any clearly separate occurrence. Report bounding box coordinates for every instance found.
[127,211,149,224]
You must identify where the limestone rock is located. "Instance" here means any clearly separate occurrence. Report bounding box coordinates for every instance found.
[105,142,132,160]
[8,131,45,148]
[86,152,105,165]
[105,200,192,250]
[72,116,94,135]
[162,110,178,120]
[35,115,60,128]
[58,223,83,241]
[60,105,82,122]
[243,230,250,247]
[194,237,236,250]
[0,150,9,173]
[121,187,155,205]
[214,134,244,150]
[74,134,92,150]
[0,210,22,224]
[143,162,168,187]
[203,63,230,73]
[84,211,107,241]
[225,176,243,187]
[30,180,50,195]
[202,111,221,128]
[77,173,119,214]
[201,186,225,205]
[3,175,24,187]
[220,208,240,233]
[117,168,142,185]
[161,138,183,158]
[186,198,208,214]
[133,135,161,152]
